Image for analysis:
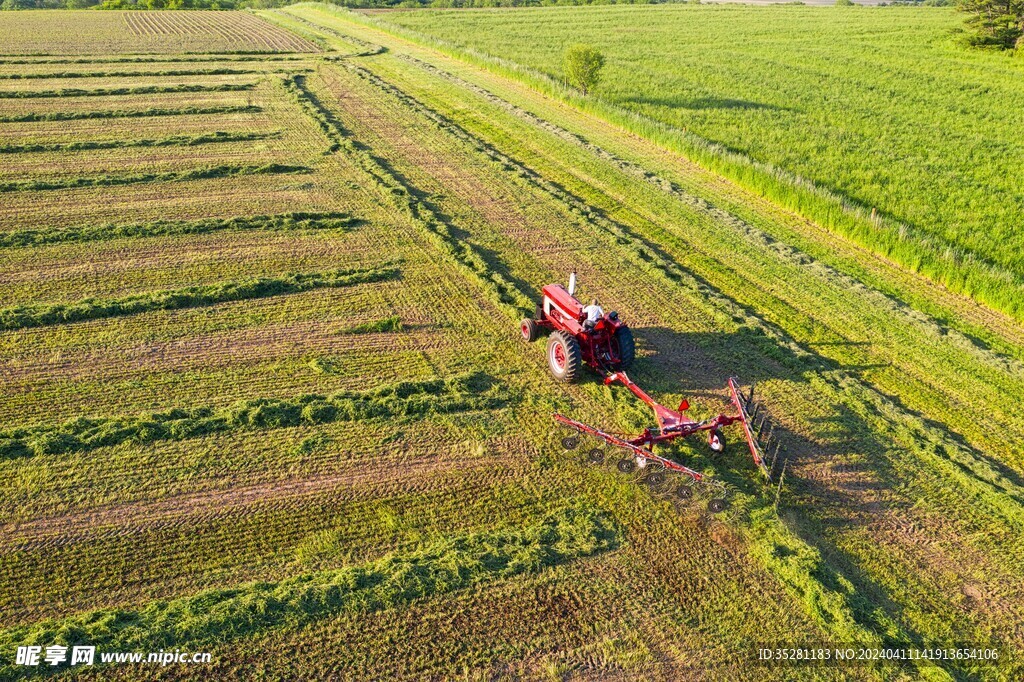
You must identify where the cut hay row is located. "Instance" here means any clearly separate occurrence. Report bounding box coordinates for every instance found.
[0,55,306,65]
[0,163,309,194]
[0,371,498,460]
[0,506,616,681]
[0,68,306,80]
[0,103,261,123]
[0,130,280,156]
[0,211,357,249]
[0,82,256,99]
[0,265,396,333]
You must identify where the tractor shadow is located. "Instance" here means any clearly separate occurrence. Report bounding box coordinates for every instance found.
[628,326,831,394]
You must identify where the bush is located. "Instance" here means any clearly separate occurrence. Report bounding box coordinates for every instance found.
[563,44,605,95]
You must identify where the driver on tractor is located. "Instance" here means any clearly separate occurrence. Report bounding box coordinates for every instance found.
[582,299,603,329]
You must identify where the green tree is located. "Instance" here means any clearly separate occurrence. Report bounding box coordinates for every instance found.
[958,0,1024,49]
[563,43,605,96]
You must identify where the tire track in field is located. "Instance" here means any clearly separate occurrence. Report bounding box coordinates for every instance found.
[329,60,1023,671]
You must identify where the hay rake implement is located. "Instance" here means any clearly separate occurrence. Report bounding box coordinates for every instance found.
[554,373,783,512]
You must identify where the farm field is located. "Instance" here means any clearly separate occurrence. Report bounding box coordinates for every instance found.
[0,10,318,55]
[0,6,1022,681]
[374,5,1024,321]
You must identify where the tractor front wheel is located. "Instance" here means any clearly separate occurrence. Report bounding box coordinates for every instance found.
[520,318,539,342]
[613,326,635,370]
[547,331,582,382]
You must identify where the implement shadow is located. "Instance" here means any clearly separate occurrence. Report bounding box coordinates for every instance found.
[608,326,999,666]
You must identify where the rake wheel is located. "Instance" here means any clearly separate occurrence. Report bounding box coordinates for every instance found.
[644,471,666,488]
[708,498,727,513]
[616,457,636,474]
[586,448,605,465]
[562,435,580,450]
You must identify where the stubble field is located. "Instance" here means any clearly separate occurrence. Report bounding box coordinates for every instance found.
[0,7,1022,680]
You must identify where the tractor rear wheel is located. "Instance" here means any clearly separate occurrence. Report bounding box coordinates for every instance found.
[613,326,635,370]
[520,318,539,342]
[547,331,582,383]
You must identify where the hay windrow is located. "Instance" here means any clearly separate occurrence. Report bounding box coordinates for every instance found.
[0,163,310,193]
[0,371,505,459]
[0,83,257,99]
[0,211,358,249]
[0,506,618,679]
[0,131,281,155]
[0,104,261,123]
[0,266,397,332]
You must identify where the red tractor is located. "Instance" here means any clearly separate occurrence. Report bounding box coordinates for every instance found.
[520,273,783,511]
[519,271,635,382]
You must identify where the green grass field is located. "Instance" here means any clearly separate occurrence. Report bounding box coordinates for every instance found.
[1,6,1023,680]
[375,5,1024,320]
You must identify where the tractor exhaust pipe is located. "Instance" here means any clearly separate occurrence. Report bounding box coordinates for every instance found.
[568,270,577,297]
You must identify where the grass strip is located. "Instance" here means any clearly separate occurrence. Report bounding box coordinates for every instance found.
[0,83,256,99]
[0,506,617,679]
[0,211,358,249]
[0,104,261,123]
[0,371,505,460]
[0,131,280,155]
[0,265,395,333]
[0,163,309,193]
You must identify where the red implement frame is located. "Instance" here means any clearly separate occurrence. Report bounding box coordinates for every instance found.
[554,372,775,481]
